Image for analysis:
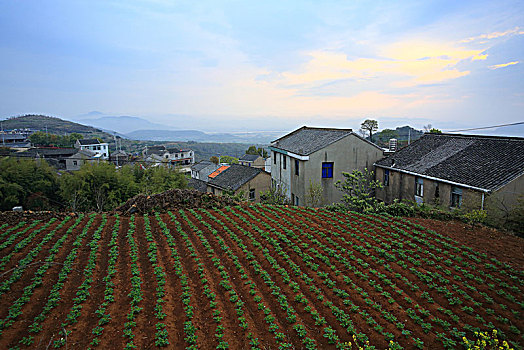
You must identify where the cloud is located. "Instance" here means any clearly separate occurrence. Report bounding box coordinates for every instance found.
[461,27,524,43]
[489,61,520,69]
[277,40,486,90]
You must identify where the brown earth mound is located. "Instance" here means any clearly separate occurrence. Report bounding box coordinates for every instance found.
[0,211,69,225]
[115,188,241,215]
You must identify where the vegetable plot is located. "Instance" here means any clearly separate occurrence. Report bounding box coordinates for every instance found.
[0,205,522,349]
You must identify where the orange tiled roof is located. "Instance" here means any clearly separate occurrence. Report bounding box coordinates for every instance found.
[208,165,229,178]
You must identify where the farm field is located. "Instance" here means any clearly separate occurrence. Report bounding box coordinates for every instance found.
[0,205,522,349]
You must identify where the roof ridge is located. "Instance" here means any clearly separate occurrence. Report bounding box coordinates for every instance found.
[429,133,524,141]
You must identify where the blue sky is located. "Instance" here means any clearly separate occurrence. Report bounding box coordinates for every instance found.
[1,0,523,133]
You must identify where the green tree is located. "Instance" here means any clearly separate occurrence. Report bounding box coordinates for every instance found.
[305,180,323,207]
[335,168,383,213]
[210,156,219,165]
[360,119,379,142]
[260,185,290,205]
[0,157,60,211]
[220,155,239,164]
[246,145,268,158]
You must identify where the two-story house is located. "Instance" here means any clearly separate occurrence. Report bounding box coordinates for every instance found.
[374,133,524,218]
[75,139,109,159]
[269,126,384,206]
[143,146,194,171]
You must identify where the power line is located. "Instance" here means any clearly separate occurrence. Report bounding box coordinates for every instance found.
[446,121,524,133]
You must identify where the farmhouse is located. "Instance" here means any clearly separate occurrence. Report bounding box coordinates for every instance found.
[143,146,195,171]
[374,133,524,217]
[239,154,265,168]
[75,139,109,159]
[207,164,271,203]
[269,126,384,206]
[191,160,219,181]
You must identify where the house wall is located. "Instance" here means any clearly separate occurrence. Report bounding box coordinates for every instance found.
[271,151,293,199]
[206,171,271,204]
[375,167,485,210]
[238,171,271,203]
[272,134,383,206]
[485,173,524,220]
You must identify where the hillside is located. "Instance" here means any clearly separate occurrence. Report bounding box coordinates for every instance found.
[1,115,115,142]
[0,206,521,349]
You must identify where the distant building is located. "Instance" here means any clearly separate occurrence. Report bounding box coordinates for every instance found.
[239,154,265,168]
[269,126,384,206]
[191,160,219,181]
[65,149,98,171]
[110,150,131,166]
[143,146,194,171]
[75,139,109,159]
[374,133,524,218]
[13,147,97,171]
[207,164,271,203]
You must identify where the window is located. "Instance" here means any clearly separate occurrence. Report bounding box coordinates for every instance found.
[434,183,440,200]
[384,169,390,186]
[249,189,256,201]
[295,159,299,176]
[283,155,286,169]
[273,151,276,164]
[451,186,462,208]
[415,177,423,197]
[322,162,333,178]
[73,160,77,166]
[295,195,299,206]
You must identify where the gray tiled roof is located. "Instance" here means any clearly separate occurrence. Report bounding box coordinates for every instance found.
[78,139,102,145]
[208,164,264,191]
[271,126,354,155]
[188,178,208,192]
[191,160,214,171]
[239,154,260,162]
[375,133,524,191]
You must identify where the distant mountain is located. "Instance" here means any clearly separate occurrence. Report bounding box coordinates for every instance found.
[0,114,116,141]
[126,129,277,144]
[73,113,172,134]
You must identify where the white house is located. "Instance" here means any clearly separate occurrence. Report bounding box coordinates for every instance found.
[75,139,109,159]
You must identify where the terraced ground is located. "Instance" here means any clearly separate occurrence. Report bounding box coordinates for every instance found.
[0,205,522,349]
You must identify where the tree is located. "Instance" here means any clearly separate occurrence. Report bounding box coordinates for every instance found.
[360,119,379,142]
[210,156,219,165]
[423,124,442,134]
[335,168,383,213]
[260,185,290,205]
[246,145,268,158]
[305,180,323,207]
[0,157,60,211]
[220,155,239,164]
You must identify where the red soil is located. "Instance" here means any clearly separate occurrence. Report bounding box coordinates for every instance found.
[0,207,522,349]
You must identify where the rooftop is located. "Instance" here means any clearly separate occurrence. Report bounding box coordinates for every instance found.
[208,165,230,179]
[188,178,208,192]
[239,154,261,162]
[375,133,524,191]
[271,126,354,155]
[208,164,265,191]
[191,160,215,172]
[77,139,103,145]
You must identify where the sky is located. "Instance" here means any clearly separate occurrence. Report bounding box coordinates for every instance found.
[0,0,523,133]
